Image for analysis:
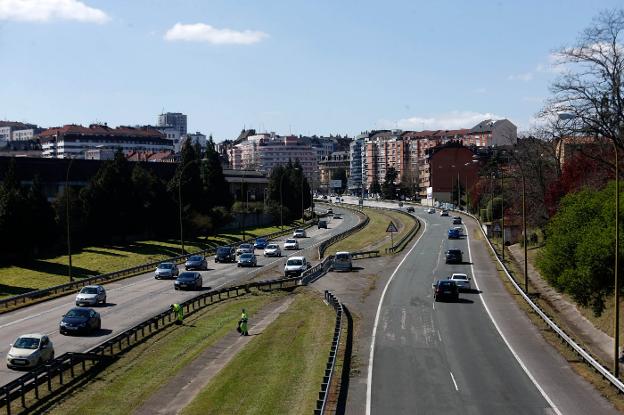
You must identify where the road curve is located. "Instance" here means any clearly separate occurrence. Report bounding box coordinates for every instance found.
[0,206,360,385]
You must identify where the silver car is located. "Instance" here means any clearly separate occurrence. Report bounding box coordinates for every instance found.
[264,244,282,257]
[236,243,254,255]
[284,239,299,250]
[449,273,471,290]
[184,255,207,270]
[293,228,306,238]
[75,285,107,306]
[6,334,54,369]
[155,262,179,279]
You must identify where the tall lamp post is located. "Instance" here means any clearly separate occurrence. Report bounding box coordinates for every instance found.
[614,140,620,376]
[178,159,201,255]
[65,158,75,282]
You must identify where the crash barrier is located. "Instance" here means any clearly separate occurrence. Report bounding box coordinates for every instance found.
[0,352,112,415]
[0,220,316,313]
[351,250,380,259]
[301,256,334,285]
[0,276,304,415]
[314,290,344,415]
[315,203,370,259]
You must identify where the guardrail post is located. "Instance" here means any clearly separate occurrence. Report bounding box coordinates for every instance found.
[70,355,75,378]
[58,366,63,385]
[5,388,11,415]
[33,372,39,400]
[46,366,52,391]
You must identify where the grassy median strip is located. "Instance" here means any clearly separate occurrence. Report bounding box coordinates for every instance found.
[46,292,283,415]
[181,290,334,415]
[0,221,303,299]
[327,207,414,255]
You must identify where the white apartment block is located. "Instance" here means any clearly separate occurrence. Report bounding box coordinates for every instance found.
[39,124,174,159]
[228,134,318,181]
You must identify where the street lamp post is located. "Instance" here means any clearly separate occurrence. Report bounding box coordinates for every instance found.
[178,159,200,255]
[65,158,75,282]
[614,141,620,377]
[521,168,528,294]
[501,170,505,260]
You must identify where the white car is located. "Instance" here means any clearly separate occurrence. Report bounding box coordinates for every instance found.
[6,334,54,369]
[284,239,299,250]
[75,285,107,306]
[449,273,471,290]
[236,243,254,255]
[284,256,310,277]
[293,228,307,238]
[264,244,282,257]
[427,208,435,214]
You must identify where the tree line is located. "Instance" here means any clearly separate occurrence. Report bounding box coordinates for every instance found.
[0,139,233,263]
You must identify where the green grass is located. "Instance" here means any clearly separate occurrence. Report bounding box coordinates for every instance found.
[327,208,415,255]
[0,221,304,299]
[47,292,283,415]
[182,290,334,415]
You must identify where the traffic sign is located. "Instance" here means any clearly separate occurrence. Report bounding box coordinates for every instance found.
[386,222,398,233]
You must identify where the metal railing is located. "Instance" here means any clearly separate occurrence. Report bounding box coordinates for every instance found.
[0,220,316,312]
[351,250,380,259]
[0,276,303,415]
[316,203,370,259]
[314,290,343,415]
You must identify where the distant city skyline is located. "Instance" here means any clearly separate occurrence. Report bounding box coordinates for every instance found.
[1,0,621,140]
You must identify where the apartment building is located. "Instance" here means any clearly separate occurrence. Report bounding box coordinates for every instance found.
[347,137,364,194]
[227,133,318,181]
[318,151,350,189]
[40,124,173,158]
[0,121,40,143]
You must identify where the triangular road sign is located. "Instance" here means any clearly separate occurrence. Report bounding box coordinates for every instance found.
[386,222,398,233]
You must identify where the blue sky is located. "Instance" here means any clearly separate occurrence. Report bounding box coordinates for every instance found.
[0,0,621,140]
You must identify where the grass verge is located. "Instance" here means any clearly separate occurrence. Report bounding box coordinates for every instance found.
[45,292,283,415]
[327,208,414,255]
[0,221,303,299]
[181,290,334,415]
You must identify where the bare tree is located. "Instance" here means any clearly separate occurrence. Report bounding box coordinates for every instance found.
[544,9,624,154]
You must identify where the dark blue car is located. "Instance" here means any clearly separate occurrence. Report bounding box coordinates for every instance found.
[448,228,460,239]
[59,307,101,335]
[254,238,268,249]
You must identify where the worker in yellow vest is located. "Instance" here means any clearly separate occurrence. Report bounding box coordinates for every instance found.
[171,304,183,325]
[239,308,249,336]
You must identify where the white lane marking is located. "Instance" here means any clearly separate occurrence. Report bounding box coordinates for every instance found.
[450,371,459,391]
[437,329,442,342]
[466,221,562,415]
[366,218,428,415]
[401,308,406,330]
[432,302,435,310]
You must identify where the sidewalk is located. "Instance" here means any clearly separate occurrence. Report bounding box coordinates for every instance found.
[134,295,296,415]
[508,244,619,370]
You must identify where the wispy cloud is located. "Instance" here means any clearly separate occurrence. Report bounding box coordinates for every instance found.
[164,23,268,45]
[378,111,504,131]
[507,72,533,82]
[536,52,568,74]
[0,0,109,23]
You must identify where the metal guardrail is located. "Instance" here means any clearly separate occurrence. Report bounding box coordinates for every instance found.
[0,220,316,312]
[314,290,343,415]
[351,250,380,259]
[0,276,303,415]
[315,203,370,259]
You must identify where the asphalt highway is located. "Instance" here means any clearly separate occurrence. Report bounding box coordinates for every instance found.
[0,206,359,385]
[339,196,618,415]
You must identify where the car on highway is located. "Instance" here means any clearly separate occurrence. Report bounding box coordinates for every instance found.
[264,244,282,257]
[6,334,54,369]
[174,271,202,290]
[333,214,342,219]
[236,243,254,255]
[284,256,310,277]
[427,208,435,214]
[318,220,328,229]
[452,216,462,225]
[448,228,461,239]
[406,206,415,213]
[254,238,268,249]
[75,285,107,306]
[445,249,463,264]
[326,208,333,215]
[237,253,257,267]
[59,307,101,335]
[184,255,207,270]
[215,246,236,263]
[333,251,353,272]
[154,262,179,279]
[293,228,307,238]
[449,273,471,290]
[284,239,299,250]
[432,280,460,302]
[440,210,449,216]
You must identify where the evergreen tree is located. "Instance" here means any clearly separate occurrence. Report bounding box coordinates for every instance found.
[26,175,58,254]
[382,167,398,200]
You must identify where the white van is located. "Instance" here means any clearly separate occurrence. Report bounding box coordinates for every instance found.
[333,252,353,272]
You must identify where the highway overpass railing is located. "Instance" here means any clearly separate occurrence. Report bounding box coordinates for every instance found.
[0,220,316,313]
